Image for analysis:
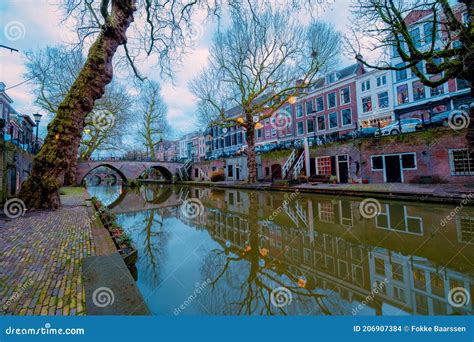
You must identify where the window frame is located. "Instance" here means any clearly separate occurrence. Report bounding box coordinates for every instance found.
[327,92,337,109]
[328,112,338,129]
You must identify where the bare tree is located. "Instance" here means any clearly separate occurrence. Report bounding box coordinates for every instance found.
[348,0,473,148]
[24,46,132,181]
[190,5,341,183]
[18,0,330,208]
[137,81,169,160]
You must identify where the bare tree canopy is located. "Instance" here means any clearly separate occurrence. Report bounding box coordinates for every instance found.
[137,80,169,159]
[348,0,473,147]
[24,46,132,160]
[190,3,341,182]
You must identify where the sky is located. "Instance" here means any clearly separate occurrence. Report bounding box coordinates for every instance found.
[0,0,353,140]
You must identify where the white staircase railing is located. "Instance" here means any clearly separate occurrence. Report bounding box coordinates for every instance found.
[292,150,305,179]
[282,149,297,179]
[295,201,308,227]
[177,159,193,181]
[283,202,299,226]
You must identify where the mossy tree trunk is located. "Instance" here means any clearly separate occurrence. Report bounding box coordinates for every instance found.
[19,0,136,209]
[245,111,257,184]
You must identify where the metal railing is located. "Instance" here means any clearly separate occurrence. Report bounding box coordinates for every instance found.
[292,150,305,179]
[282,149,296,179]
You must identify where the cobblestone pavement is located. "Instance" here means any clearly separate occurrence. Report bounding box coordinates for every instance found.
[0,189,95,315]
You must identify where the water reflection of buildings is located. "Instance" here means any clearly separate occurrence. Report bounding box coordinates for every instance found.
[174,186,474,315]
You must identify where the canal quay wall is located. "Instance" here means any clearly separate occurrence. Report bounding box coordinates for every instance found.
[190,128,472,186]
[0,141,33,202]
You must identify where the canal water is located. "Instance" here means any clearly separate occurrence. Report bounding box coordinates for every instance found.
[87,184,474,316]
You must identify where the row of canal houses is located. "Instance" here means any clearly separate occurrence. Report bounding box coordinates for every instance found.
[199,6,471,158]
[162,7,472,183]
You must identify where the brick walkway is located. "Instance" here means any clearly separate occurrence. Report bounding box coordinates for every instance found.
[0,189,95,315]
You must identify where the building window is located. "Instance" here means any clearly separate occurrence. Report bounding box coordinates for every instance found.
[413,81,426,101]
[392,262,404,281]
[340,87,350,104]
[396,63,408,81]
[450,149,474,175]
[328,92,336,108]
[457,77,470,90]
[297,121,304,135]
[410,27,421,47]
[306,99,314,114]
[341,108,351,126]
[317,116,326,131]
[237,132,242,144]
[397,84,409,104]
[285,105,292,116]
[423,22,434,44]
[401,153,416,169]
[265,129,270,138]
[376,75,387,87]
[329,112,338,129]
[374,258,385,275]
[316,96,324,112]
[307,119,314,133]
[227,165,233,178]
[296,103,303,118]
[371,156,383,170]
[327,73,337,83]
[316,156,331,175]
[378,91,389,108]
[257,129,262,138]
[271,128,276,137]
[430,76,444,96]
[362,96,372,113]
[361,80,370,92]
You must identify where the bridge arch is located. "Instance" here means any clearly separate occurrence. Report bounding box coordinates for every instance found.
[79,164,128,186]
[84,174,102,186]
[138,166,173,182]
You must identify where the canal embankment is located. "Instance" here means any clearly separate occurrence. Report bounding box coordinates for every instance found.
[174,181,474,205]
[0,187,149,316]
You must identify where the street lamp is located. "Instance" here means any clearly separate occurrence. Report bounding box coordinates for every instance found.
[33,112,42,153]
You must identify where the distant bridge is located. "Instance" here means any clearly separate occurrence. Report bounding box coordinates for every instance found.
[76,160,185,185]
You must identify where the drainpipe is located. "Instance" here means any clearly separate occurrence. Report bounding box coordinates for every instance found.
[304,137,310,177]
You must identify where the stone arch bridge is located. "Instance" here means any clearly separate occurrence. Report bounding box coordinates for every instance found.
[76,160,185,185]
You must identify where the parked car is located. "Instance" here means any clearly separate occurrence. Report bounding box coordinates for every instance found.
[350,127,379,139]
[376,118,422,136]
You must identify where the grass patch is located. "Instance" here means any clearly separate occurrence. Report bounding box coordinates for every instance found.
[60,187,84,196]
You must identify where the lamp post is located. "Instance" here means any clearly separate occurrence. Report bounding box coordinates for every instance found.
[32,112,42,153]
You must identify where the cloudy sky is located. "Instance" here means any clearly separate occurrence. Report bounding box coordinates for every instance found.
[0,0,353,140]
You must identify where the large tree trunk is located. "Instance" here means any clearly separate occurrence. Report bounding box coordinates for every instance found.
[246,123,257,183]
[19,0,136,209]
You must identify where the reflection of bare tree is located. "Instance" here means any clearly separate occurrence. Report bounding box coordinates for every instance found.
[199,193,330,315]
[134,186,170,289]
